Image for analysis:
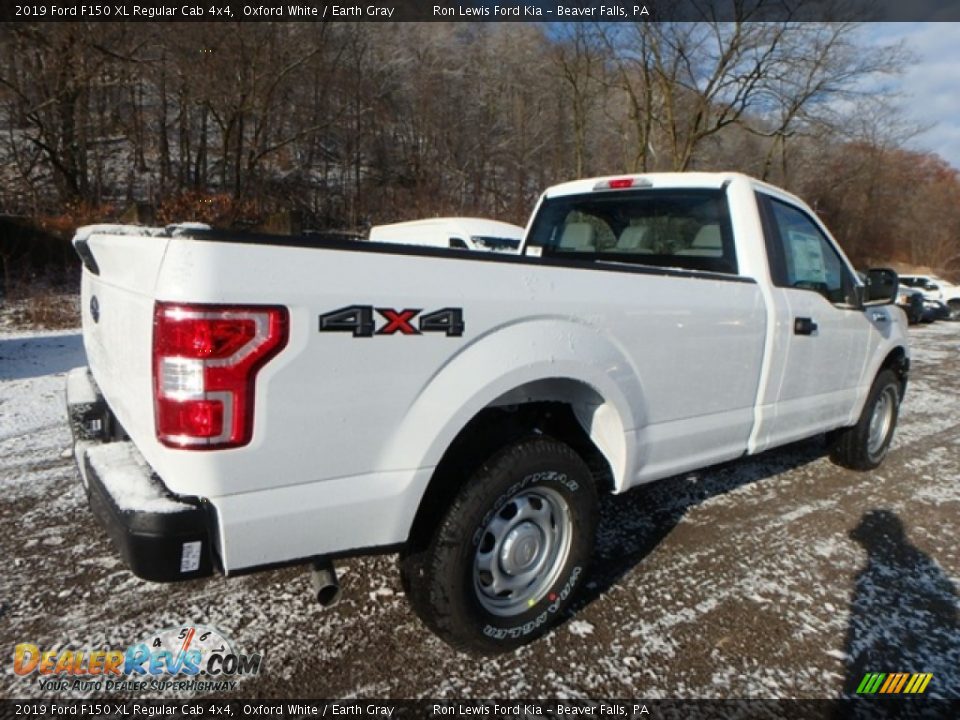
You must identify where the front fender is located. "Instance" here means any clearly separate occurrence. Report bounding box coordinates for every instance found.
[853,305,910,422]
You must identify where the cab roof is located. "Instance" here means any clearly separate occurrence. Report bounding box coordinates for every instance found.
[542,172,809,210]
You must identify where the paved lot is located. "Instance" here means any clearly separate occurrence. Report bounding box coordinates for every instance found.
[1,322,958,699]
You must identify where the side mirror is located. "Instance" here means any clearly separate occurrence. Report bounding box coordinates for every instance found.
[863,268,899,306]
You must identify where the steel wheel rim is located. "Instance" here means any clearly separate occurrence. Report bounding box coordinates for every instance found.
[473,486,573,617]
[867,386,897,456]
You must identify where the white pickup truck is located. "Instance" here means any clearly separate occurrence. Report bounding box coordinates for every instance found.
[67,172,909,653]
[368,217,524,252]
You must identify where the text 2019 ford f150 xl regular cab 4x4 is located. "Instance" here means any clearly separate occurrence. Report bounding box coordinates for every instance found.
[66,173,908,653]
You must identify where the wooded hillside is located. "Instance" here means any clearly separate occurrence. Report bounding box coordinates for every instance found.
[1,19,959,283]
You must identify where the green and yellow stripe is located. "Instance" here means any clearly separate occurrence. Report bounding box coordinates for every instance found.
[856,672,933,694]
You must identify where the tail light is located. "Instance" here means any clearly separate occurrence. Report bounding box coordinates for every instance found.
[152,302,289,449]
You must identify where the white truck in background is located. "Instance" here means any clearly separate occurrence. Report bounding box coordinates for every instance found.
[368,217,524,252]
[67,172,909,653]
[898,274,960,320]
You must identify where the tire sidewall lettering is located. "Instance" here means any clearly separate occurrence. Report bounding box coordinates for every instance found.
[469,466,587,639]
[480,565,584,639]
[471,470,579,548]
[413,438,598,652]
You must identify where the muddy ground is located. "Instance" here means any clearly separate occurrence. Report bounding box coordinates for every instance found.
[1,322,957,699]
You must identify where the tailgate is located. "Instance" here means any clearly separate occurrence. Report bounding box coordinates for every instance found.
[75,226,171,447]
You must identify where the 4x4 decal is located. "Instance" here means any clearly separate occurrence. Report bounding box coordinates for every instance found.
[319,305,464,337]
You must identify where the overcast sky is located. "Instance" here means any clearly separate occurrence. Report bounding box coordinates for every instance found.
[872,23,960,170]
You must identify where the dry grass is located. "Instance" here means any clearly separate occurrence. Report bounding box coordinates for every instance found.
[0,291,80,331]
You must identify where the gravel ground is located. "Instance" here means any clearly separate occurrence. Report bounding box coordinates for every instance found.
[0,322,958,700]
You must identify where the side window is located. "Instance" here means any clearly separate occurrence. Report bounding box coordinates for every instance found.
[762,195,856,305]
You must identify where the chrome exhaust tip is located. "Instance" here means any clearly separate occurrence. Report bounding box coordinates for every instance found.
[310,558,341,608]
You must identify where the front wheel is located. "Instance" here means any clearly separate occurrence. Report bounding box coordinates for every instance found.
[830,369,902,471]
[400,437,598,654]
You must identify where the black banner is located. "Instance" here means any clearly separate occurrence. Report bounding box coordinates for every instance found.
[3,0,960,23]
[2,700,960,720]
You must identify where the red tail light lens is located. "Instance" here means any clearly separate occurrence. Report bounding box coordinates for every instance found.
[593,177,652,191]
[153,302,288,449]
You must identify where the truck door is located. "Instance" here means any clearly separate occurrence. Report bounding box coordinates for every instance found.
[753,193,876,450]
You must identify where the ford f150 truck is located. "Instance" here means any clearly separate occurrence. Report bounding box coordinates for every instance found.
[67,173,909,653]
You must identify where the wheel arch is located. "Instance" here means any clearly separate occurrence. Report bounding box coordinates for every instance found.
[383,319,646,547]
[878,345,909,397]
[847,343,909,426]
[402,386,623,552]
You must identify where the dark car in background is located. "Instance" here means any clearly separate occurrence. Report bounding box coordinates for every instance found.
[896,286,925,324]
[922,298,951,322]
[900,274,960,320]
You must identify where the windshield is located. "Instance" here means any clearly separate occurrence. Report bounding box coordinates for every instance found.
[525,189,737,275]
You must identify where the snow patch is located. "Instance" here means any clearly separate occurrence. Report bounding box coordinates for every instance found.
[65,366,98,405]
[72,222,210,248]
[72,224,170,245]
[85,442,192,514]
[567,620,595,637]
[368,587,395,602]
[168,222,212,235]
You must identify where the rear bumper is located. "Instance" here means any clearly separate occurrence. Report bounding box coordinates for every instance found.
[66,366,216,582]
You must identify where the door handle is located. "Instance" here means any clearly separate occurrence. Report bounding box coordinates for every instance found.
[871,312,889,323]
[794,317,818,335]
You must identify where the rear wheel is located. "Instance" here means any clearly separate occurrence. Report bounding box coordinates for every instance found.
[400,437,598,654]
[830,369,901,471]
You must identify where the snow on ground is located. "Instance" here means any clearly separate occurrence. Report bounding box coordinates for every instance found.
[0,322,958,700]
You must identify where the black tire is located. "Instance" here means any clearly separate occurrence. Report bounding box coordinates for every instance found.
[830,369,901,471]
[400,436,598,654]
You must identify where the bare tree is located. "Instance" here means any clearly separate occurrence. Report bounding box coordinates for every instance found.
[747,23,911,183]
[552,23,606,177]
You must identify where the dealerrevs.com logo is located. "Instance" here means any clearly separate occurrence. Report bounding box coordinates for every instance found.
[13,625,263,693]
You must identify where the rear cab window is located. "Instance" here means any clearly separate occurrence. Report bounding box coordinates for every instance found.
[525,189,739,276]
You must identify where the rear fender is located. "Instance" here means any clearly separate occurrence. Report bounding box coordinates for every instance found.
[377,318,646,492]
